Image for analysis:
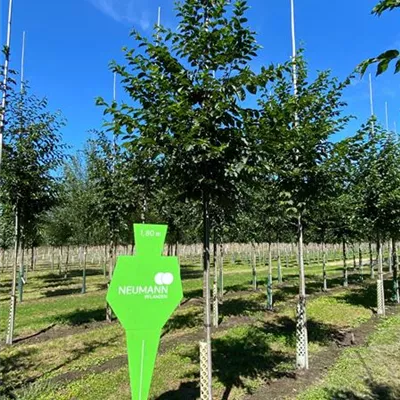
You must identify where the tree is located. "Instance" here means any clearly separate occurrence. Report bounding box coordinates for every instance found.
[43,151,98,286]
[359,0,400,76]
[97,0,270,395]
[354,122,400,310]
[86,132,130,319]
[258,54,350,369]
[1,87,66,344]
[376,133,400,303]
[326,136,364,287]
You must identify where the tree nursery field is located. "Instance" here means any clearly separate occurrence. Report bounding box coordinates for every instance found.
[1,0,400,399]
[1,247,400,399]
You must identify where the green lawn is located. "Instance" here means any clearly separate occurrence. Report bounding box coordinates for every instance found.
[297,313,400,400]
[0,252,396,400]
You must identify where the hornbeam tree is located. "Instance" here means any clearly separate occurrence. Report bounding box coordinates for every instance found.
[376,133,400,303]
[97,0,272,395]
[354,122,400,311]
[0,88,66,344]
[325,136,362,287]
[86,132,129,320]
[258,54,350,369]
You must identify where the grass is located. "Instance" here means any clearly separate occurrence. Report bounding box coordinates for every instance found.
[296,314,400,400]
[0,252,397,400]
[0,255,367,338]
[2,282,383,399]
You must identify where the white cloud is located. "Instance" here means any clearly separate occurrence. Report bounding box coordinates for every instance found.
[88,0,152,30]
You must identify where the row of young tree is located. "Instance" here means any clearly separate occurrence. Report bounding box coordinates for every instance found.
[1,0,399,396]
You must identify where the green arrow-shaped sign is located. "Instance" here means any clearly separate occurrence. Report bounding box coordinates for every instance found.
[107,224,183,399]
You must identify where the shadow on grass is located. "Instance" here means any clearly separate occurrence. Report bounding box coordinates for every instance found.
[180,265,203,280]
[41,269,103,283]
[0,281,11,289]
[224,283,251,293]
[183,288,203,301]
[162,310,202,337]
[96,283,108,291]
[178,325,293,400]
[324,381,400,399]
[340,279,398,311]
[52,307,105,326]
[44,288,84,297]
[220,297,265,318]
[45,336,120,379]
[155,381,199,400]
[213,327,292,399]
[261,316,340,348]
[340,283,377,310]
[0,348,38,397]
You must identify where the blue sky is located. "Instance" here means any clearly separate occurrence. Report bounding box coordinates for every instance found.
[1,0,399,150]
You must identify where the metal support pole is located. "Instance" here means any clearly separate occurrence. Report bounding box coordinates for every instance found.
[0,0,14,172]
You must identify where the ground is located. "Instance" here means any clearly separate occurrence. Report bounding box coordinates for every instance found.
[0,250,399,399]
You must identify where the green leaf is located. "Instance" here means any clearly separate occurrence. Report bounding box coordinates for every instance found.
[395,59,400,74]
[376,58,390,75]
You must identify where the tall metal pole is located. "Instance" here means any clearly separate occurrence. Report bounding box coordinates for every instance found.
[290,0,298,98]
[6,206,18,345]
[0,0,14,172]
[112,71,117,162]
[106,71,118,322]
[291,0,308,370]
[21,31,26,93]
[369,73,374,117]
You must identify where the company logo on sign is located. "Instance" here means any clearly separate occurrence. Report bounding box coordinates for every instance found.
[154,272,174,285]
[118,272,174,300]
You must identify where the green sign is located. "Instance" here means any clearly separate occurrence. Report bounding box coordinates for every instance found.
[107,224,183,400]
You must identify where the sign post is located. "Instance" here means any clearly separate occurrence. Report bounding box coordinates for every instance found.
[107,224,183,400]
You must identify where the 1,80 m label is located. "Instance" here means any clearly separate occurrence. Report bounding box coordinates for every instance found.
[140,229,161,237]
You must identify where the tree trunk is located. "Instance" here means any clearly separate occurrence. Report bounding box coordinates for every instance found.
[19,241,25,302]
[218,242,224,302]
[322,241,327,291]
[212,228,218,327]
[58,246,62,276]
[30,246,34,272]
[6,208,19,345]
[106,240,115,322]
[103,244,107,277]
[296,214,308,369]
[51,246,55,272]
[377,238,385,315]
[277,240,282,284]
[369,241,374,278]
[82,246,87,294]
[251,243,257,291]
[267,242,273,310]
[391,238,399,303]
[342,239,348,287]
[64,245,70,279]
[358,244,363,281]
[388,240,393,274]
[0,249,5,272]
[202,192,213,398]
